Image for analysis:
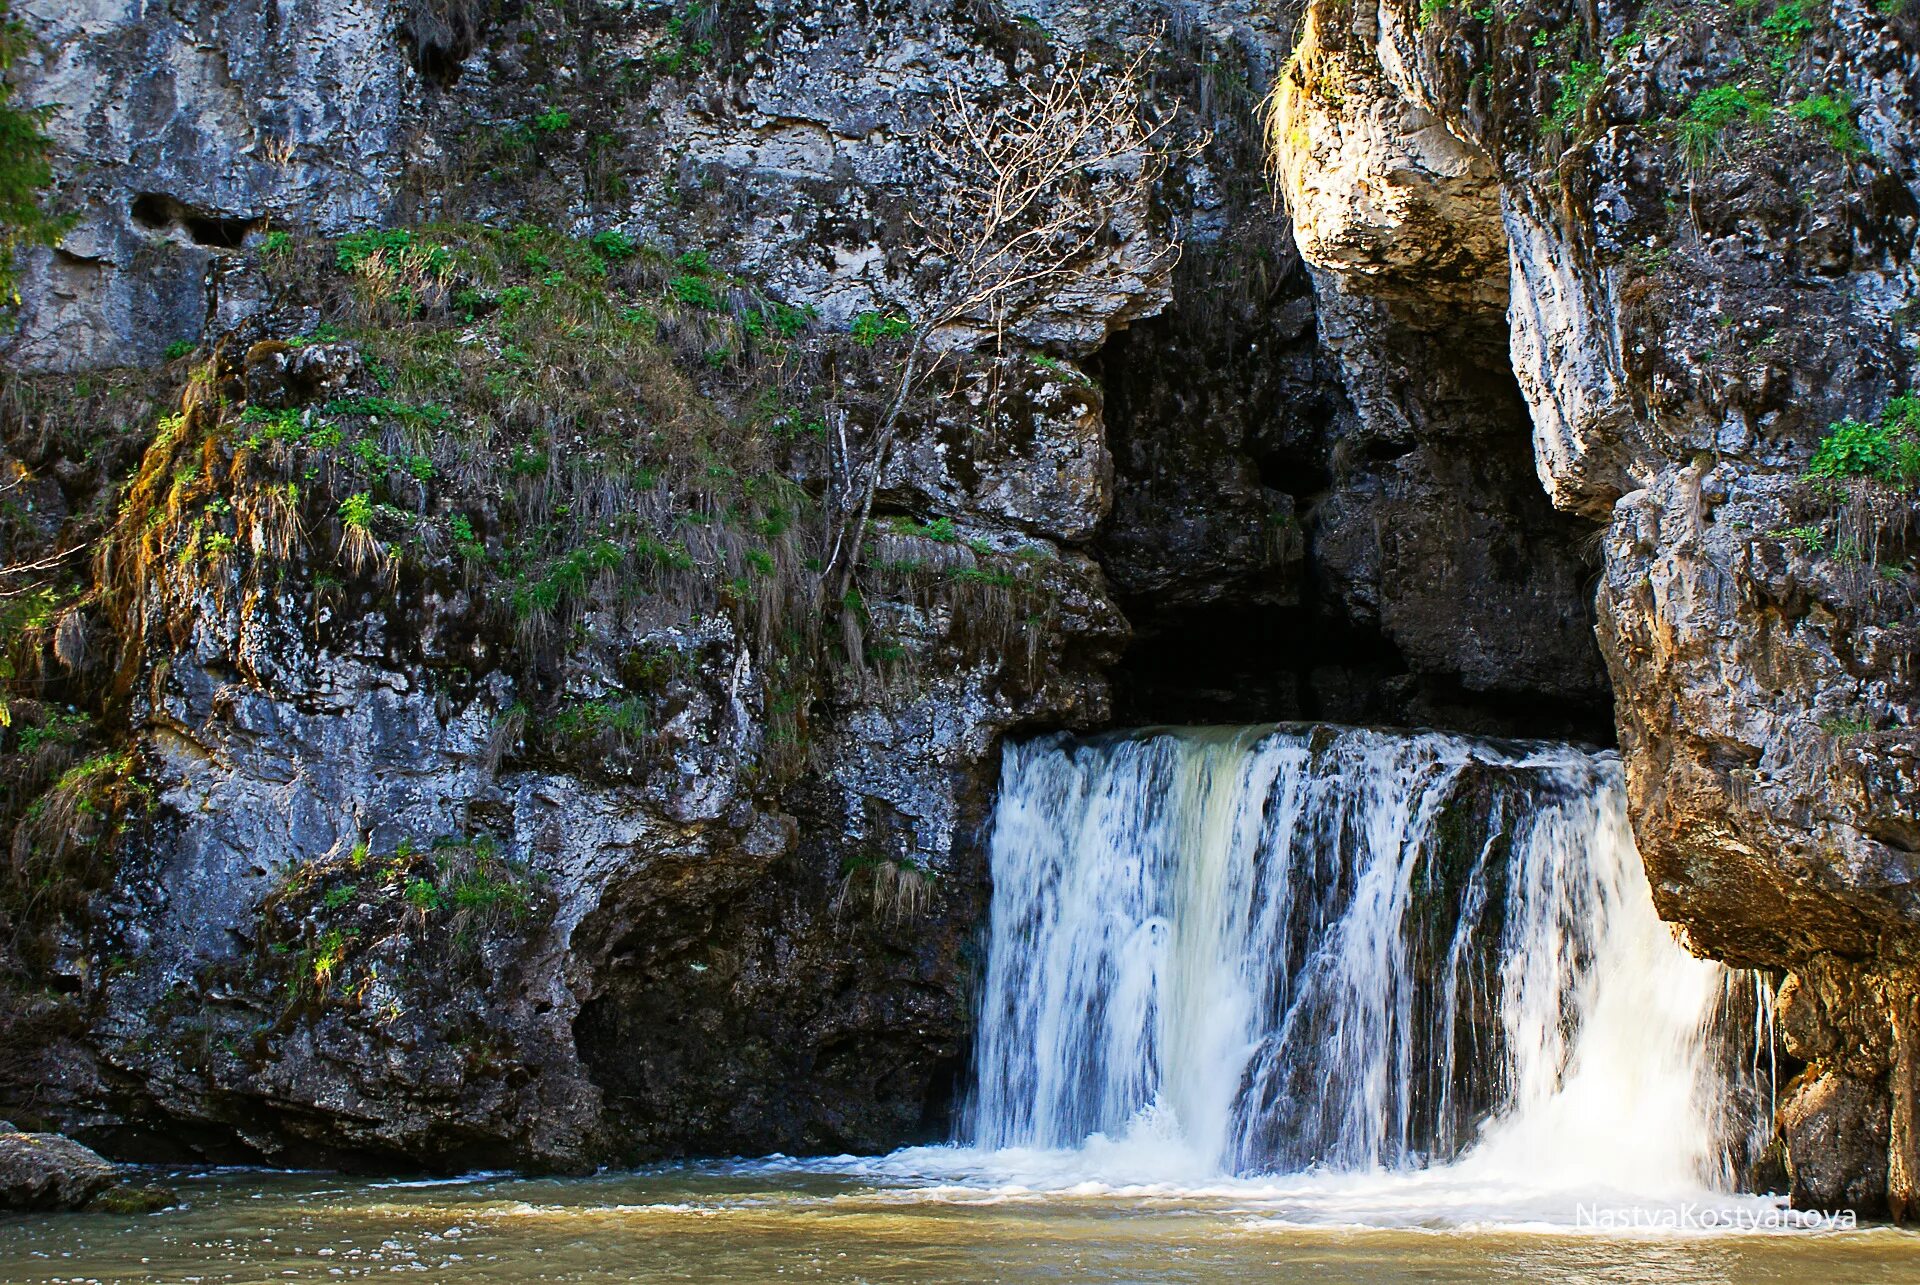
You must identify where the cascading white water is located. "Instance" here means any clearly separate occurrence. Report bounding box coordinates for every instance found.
[962,724,1775,1202]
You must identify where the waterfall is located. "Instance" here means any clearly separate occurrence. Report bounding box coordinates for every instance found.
[963,725,1773,1197]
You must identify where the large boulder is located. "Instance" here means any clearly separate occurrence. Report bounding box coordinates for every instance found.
[0,1133,118,1211]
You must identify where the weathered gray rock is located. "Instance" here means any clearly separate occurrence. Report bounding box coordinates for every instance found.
[0,1133,118,1211]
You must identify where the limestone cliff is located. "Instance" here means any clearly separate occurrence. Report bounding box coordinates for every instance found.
[1,0,1913,1216]
[1273,0,1920,1215]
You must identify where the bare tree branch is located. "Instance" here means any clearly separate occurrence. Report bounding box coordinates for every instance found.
[821,37,1198,601]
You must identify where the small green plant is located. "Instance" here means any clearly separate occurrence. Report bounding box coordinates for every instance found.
[1790,93,1867,155]
[1808,394,1920,485]
[529,107,572,134]
[403,877,438,911]
[14,708,89,753]
[311,927,351,989]
[655,3,715,71]
[588,229,637,261]
[948,566,1018,588]
[260,228,292,256]
[1548,60,1604,136]
[339,492,374,529]
[852,311,912,346]
[635,535,694,569]
[551,696,650,744]
[894,515,958,542]
[1761,0,1814,53]
[288,322,342,348]
[1774,523,1828,551]
[670,273,720,309]
[163,339,197,360]
[350,438,394,473]
[336,228,414,272]
[1676,84,1773,165]
[324,394,453,428]
[334,228,453,281]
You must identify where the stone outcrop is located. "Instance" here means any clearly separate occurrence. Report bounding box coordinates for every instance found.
[0,1132,118,1211]
[0,0,1219,1170]
[1274,0,1920,1214]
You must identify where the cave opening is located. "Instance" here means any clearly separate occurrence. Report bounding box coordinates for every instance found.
[130,192,258,249]
[1084,236,1616,748]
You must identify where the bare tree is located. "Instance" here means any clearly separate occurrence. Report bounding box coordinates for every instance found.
[820,40,1194,600]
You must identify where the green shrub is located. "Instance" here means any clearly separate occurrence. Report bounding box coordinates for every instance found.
[1808,394,1920,485]
[1677,84,1772,164]
[1790,93,1867,154]
[852,311,912,346]
[530,107,572,134]
[339,492,374,529]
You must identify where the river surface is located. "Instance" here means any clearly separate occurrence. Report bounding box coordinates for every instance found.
[2,1161,1918,1284]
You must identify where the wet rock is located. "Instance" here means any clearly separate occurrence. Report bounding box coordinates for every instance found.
[1781,1072,1891,1217]
[88,1184,179,1214]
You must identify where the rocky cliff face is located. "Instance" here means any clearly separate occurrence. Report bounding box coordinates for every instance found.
[0,0,1294,1170]
[4,0,1910,1212]
[1273,0,1920,1215]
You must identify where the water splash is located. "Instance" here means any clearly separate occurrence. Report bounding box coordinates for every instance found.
[961,725,1773,1201]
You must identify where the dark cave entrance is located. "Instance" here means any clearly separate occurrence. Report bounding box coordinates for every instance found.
[1082,236,1616,748]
